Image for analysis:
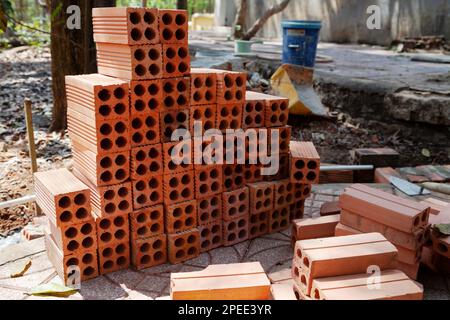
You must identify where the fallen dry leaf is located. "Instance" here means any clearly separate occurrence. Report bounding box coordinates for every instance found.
[10,260,32,278]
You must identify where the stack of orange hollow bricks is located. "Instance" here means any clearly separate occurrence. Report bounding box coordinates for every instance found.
[34,7,321,284]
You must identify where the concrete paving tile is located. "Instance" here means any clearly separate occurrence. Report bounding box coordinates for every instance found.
[0,260,55,289]
[0,238,45,266]
[183,252,211,267]
[246,243,293,271]
[177,265,204,273]
[418,270,449,291]
[79,276,127,300]
[210,246,240,265]
[247,237,290,258]
[134,275,170,293]
[141,263,182,276]
[232,241,251,260]
[105,269,146,291]
[120,289,154,300]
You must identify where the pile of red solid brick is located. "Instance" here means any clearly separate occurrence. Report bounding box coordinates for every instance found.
[34,7,321,285]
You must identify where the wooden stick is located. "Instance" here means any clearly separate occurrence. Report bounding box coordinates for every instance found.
[24,99,40,215]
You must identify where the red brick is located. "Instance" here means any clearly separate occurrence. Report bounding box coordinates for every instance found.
[130,112,160,147]
[194,165,223,198]
[247,182,274,215]
[167,229,200,264]
[160,108,190,143]
[223,215,249,247]
[161,77,190,110]
[216,104,243,133]
[197,194,223,225]
[162,44,190,78]
[249,211,269,239]
[162,140,193,175]
[269,206,290,233]
[163,170,195,205]
[130,80,163,115]
[159,9,188,44]
[198,222,223,252]
[222,187,249,221]
[130,205,164,240]
[96,213,130,248]
[131,234,167,270]
[190,105,217,136]
[132,175,163,210]
[131,144,163,179]
[190,69,217,106]
[164,200,198,233]
[98,241,130,275]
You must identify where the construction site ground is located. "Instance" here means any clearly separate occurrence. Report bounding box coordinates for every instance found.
[1,184,449,300]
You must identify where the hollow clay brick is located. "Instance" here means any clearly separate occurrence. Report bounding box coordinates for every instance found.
[290,200,305,221]
[192,136,223,166]
[294,233,398,295]
[216,104,243,133]
[131,234,167,270]
[68,113,130,155]
[48,218,97,255]
[246,91,289,128]
[93,7,160,45]
[162,140,193,175]
[164,200,198,234]
[222,164,246,192]
[96,213,130,248]
[339,186,429,234]
[222,187,249,221]
[420,198,449,215]
[130,112,160,147]
[167,228,200,264]
[291,215,340,242]
[340,210,427,251]
[290,141,320,184]
[334,222,421,265]
[247,182,274,215]
[293,282,313,301]
[190,105,217,136]
[263,153,290,182]
[249,211,269,239]
[431,231,450,259]
[311,270,423,300]
[170,262,270,300]
[158,9,188,44]
[65,74,129,121]
[34,169,92,228]
[190,69,217,106]
[162,44,190,78]
[45,232,98,285]
[130,80,163,115]
[197,194,223,226]
[98,241,130,275]
[96,43,163,80]
[161,77,190,110]
[294,183,312,201]
[72,145,130,187]
[273,180,295,209]
[163,170,195,205]
[130,205,164,240]
[352,148,400,168]
[269,126,291,155]
[131,144,163,179]
[160,108,190,143]
[269,206,290,233]
[214,70,247,105]
[193,165,223,199]
[320,201,341,216]
[374,167,401,184]
[396,261,421,281]
[132,175,163,210]
[198,221,223,253]
[244,164,263,184]
[223,215,249,247]
[270,284,297,300]
[73,170,132,218]
[243,93,265,129]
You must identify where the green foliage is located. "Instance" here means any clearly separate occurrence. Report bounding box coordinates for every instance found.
[0,0,13,32]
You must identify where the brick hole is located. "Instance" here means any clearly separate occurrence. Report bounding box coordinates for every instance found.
[187,235,196,244]
[100,218,111,230]
[154,251,164,261]
[99,105,111,117]
[185,217,195,227]
[178,62,188,73]
[116,244,127,254]
[234,176,244,186]
[115,122,127,134]
[82,253,94,265]
[141,255,151,264]
[175,13,186,25]
[306,172,317,182]
[162,28,173,41]
[174,237,184,247]
[82,237,94,249]
[270,115,278,124]
[303,257,310,268]
[259,223,267,232]
[280,101,288,110]
[178,47,188,58]
[75,208,88,219]
[135,64,146,76]
[187,247,197,255]
[74,193,87,206]
[81,223,93,235]
[201,240,211,249]
[67,240,79,251]
[149,64,160,76]
[148,48,160,61]
[176,111,187,122]
[100,171,112,183]
[238,230,246,239]
[98,89,110,102]
[295,160,305,169]
[211,182,220,192]
[239,192,246,201]
[103,261,114,269]
[224,91,233,101]
[177,95,188,106]
[65,227,77,239]
[422,212,428,222]
[115,169,127,181]
[144,12,155,24]
[250,226,258,235]
[235,91,243,101]
[137,195,147,205]
[166,47,176,59]
[131,28,142,41]
[100,232,112,243]
[279,114,287,123]
[134,49,145,61]
[114,216,125,227]
[115,137,128,149]
[181,188,191,198]
[145,28,156,41]
[117,256,127,266]
[58,196,71,209]
[137,226,148,236]
[114,87,126,100]
[129,12,141,24]
[118,200,129,211]
[114,103,126,116]
[66,257,78,267]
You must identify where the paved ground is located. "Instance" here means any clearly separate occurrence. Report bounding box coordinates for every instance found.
[1,184,449,300]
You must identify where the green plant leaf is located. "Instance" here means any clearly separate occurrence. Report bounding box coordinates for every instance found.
[30,283,78,298]
[434,223,450,236]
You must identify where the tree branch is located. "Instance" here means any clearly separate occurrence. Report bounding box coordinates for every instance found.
[233,0,248,39]
[242,0,290,40]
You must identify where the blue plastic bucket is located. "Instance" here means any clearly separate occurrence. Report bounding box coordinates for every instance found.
[282,20,322,67]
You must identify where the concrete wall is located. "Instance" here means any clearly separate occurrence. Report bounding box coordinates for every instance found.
[215,0,450,45]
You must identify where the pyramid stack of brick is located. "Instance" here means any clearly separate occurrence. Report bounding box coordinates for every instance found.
[34,6,321,284]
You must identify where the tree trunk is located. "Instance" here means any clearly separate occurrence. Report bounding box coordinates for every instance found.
[233,0,248,39]
[176,0,188,10]
[50,0,115,132]
[242,0,291,40]
[141,0,147,7]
